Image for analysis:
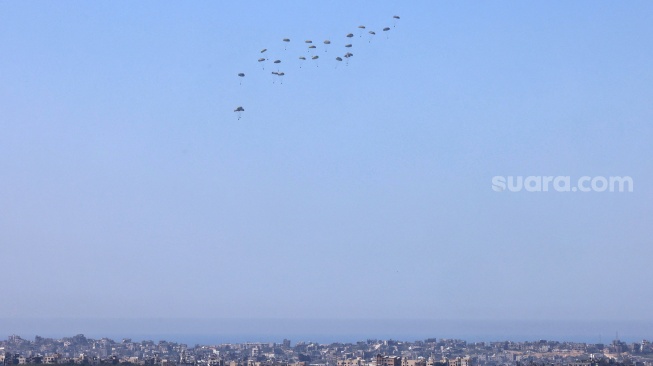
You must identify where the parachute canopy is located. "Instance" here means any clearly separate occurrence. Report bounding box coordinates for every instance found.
[234,106,245,120]
[324,40,331,44]
[238,73,245,77]
[283,38,290,42]
[261,48,267,53]
[346,33,354,38]
[345,44,352,48]
[383,27,390,31]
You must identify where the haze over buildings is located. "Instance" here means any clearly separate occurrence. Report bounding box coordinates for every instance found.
[2,334,653,366]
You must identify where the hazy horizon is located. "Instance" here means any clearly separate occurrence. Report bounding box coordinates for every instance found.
[2,318,652,344]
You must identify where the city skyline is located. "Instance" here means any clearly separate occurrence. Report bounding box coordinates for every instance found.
[1,331,652,366]
[2,319,652,345]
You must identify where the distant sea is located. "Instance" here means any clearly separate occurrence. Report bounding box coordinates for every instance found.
[1,319,651,345]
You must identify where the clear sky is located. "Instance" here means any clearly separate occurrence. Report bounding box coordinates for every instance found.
[1,1,652,340]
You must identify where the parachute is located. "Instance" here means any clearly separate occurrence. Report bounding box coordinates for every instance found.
[238,73,245,85]
[357,25,366,37]
[308,44,317,56]
[344,52,353,66]
[282,38,290,50]
[368,30,376,43]
[324,40,331,52]
[345,44,352,48]
[234,106,244,120]
[260,48,267,53]
[346,33,354,38]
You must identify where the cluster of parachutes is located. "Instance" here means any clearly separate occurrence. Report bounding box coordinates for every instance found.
[233,15,400,120]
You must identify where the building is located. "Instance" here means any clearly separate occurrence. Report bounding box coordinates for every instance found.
[447,357,471,366]
[338,358,365,366]
[43,354,61,364]
[402,359,426,366]
[376,355,402,366]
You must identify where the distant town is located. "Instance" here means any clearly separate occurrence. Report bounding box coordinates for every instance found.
[2,334,653,366]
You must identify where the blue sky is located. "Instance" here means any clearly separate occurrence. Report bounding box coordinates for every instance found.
[1,1,652,339]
